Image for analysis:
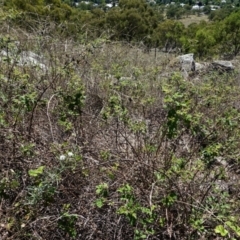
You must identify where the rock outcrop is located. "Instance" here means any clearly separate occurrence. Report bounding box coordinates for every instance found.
[211,60,234,72]
[0,50,47,71]
[178,53,195,72]
[167,53,235,80]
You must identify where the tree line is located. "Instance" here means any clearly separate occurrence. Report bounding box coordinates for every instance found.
[2,0,240,59]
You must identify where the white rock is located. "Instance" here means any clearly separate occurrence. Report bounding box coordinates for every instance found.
[212,60,234,70]
[178,53,195,72]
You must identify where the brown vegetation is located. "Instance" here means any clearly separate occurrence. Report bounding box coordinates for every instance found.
[0,2,240,240]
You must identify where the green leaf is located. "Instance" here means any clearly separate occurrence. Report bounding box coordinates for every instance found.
[28,166,45,177]
[215,225,229,237]
[226,221,240,236]
[10,180,19,189]
[96,182,108,196]
[95,198,104,208]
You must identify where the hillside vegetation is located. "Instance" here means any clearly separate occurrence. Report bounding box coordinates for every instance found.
[0,1,240,239]
[2,0,240,58]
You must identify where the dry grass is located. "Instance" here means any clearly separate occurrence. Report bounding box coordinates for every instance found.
[179,14,209,26]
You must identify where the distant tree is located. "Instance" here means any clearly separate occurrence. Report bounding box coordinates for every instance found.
[180,21,208,54]
[203,5,211,14]
[88,8,106,36]
[166,4,185,19]
[153,20,185,50]
[77,2,94,10]
[118,0,148,10]
[6,0,44,11]
[106,0,159,42]
[62,0,72,6]
[44,0,61,5]
[166,5,177,19]
[183,4,192,17]
[194,27,216,58]
[208,6,235,21]
[5,0,74,21]
[220,10,240,56]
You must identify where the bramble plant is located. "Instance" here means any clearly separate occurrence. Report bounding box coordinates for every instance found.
[0,3,240,239]
[116,184,157,239]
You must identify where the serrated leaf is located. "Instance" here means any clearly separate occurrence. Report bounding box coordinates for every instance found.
[226,221,240,236]
[215,225,228,237]
[28,166,45,177]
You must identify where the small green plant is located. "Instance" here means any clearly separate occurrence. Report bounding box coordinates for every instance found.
[100,150,110,161]
[95,182,109,208]
[215,220,240,238]
[96,182,109,196]
[0,176,19,199]
[102,94,128,122]
[26,182,56,205]
[117,184,157,239]
[58,204,78,238]
[26,166,58,205]
[161,191,177,207]
[28,166,45,177]
[58,152,82,172]
[20,142,35,157]
[215,224,229,237]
